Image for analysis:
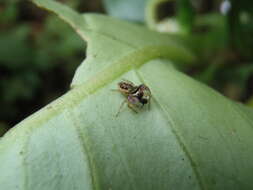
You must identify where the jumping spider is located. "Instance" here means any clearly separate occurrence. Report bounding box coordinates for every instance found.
[115,79,151,116]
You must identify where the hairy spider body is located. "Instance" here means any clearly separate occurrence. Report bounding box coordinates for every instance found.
[116,80,151,116]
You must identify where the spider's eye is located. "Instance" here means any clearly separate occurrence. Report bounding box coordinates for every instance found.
[124,86,131,90]
[119,83,128,89]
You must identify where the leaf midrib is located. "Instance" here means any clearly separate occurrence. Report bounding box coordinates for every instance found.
[10,43,190,138]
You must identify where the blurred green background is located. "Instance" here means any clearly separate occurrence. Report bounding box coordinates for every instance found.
[0,0,253,136]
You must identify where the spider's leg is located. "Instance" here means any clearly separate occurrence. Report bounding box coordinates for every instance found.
[127,102,139,113]
[116,99,127,117]
[148,98,151,110]
[147,93,152,110]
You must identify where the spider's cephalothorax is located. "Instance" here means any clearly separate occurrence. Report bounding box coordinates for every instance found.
[116,80,151,116]
[117,80,138,95]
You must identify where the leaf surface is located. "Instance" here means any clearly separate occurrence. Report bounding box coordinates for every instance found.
[1,1,253,190]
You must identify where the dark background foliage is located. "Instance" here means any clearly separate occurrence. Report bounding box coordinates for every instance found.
[0,0,253,136]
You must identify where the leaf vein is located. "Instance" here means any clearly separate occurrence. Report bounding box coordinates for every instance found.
[135,70,206,190]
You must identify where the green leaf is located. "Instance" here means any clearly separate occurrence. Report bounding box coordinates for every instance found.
[1,0,253,190]
[31,0,195,89]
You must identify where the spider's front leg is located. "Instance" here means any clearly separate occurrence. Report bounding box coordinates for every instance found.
[127,102,139,113]
[115,99,127,117]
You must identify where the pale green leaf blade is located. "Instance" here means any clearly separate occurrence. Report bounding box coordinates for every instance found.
[137,59,253,189]
[33,0,196,87]
[1,58,253,189]
[0,1,253,190]
[72,13,196,87]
